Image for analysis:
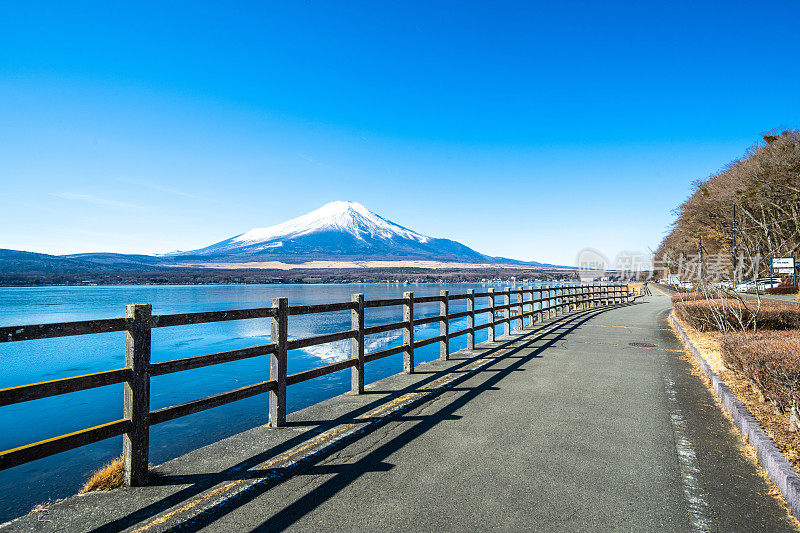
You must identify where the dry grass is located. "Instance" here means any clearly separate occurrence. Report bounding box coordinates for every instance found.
[80,457,124,493]
[722,331,800,411]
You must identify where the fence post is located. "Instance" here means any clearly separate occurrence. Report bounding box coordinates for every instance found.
[123,303,151,486]
[403,292,414,373]
[536,288,542,323]
[467,288,475,350]
[556,287,562,315]
[523,288,529,328]
[546,286,551,317]
[541,286,547,320]
[552,287,558,316]
[270,297,288,427]
[517,290,524,330]
[503,288,511,336]
[487,288,496,342]
[440,290,449,360]
[351,293,365,394]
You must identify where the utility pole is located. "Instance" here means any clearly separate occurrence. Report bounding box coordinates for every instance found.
[696,233,704,285]
[729,204,738,285]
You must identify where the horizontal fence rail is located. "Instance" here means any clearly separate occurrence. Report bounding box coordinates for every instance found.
[0,283,631,484]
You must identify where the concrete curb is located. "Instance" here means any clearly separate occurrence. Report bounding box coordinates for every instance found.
[670,312,800,520]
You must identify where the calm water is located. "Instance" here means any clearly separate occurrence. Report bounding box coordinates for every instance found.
[0,282,556,521]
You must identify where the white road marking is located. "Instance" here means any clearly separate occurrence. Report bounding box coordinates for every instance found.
[663,374,716,532]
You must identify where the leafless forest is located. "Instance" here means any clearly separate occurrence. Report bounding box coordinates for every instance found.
[656,128,800,279]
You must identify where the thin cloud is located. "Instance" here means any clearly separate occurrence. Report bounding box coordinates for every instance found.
[297,153,332,169]
[51,192,146,211]
[57,228,178,247]
[117,177,227,204]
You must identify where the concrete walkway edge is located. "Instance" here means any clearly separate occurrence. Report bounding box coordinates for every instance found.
[670,312,800,520]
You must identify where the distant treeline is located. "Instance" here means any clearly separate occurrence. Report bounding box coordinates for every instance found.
[656,128,800,278]
[0,266,577,287]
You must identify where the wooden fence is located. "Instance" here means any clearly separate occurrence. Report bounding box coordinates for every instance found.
[0,283,630,485]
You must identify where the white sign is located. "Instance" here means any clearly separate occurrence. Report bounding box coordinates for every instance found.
[772,257,795,269]
[668,274,680,285]
[777,268,795,274]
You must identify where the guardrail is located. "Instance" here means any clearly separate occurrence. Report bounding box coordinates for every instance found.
[0,283,630,485]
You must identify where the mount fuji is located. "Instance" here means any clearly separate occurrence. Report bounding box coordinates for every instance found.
[170,201,530,264]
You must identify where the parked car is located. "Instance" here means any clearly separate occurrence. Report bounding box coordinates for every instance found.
[755,277,782,291]
[735,278,781,293]
[734,282,754,293]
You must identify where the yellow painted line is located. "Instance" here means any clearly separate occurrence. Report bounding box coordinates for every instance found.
[133,322,565,531]
[133,354,508,532]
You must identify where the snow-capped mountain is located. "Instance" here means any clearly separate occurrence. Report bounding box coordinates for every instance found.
[173,201,515,263]
[228,201,430,248]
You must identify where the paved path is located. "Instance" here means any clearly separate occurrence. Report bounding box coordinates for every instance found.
[6,296,797,531]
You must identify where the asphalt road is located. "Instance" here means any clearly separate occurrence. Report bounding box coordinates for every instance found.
[6,295,797,532]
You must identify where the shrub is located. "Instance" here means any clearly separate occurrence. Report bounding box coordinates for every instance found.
[80,457,124,493]
[766,285,798,295]
[722,331,800,410]
[673,294,800,331]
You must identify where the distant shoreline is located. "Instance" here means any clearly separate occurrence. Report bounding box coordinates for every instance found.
[0,262,645,287]
[0,262,585,287]
[169,259,573,270]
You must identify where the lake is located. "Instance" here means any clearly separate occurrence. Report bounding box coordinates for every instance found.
[0,282,555,521]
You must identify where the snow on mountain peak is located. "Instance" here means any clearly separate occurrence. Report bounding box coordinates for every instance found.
[232,201,431,245]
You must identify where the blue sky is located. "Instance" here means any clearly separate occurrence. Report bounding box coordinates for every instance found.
[1,1,798,265]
